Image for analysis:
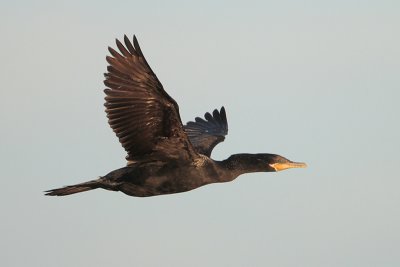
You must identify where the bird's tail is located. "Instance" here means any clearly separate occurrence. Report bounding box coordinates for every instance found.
[45,179,101,196]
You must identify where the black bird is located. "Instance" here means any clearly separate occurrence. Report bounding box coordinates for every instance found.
[45,35,306,198]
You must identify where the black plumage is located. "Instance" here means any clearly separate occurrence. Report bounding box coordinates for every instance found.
[184,107,228,157]
[45,35,306,198]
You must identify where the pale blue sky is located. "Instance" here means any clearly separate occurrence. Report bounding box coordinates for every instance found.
[1,1,399,266]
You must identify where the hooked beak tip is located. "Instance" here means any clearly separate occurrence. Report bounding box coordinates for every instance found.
[291,162,307,168]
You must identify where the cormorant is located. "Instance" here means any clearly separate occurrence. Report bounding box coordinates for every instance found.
[45,35,306,198]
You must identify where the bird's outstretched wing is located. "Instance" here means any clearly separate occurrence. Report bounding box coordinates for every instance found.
[104,35,197,162]
[184,107,228,157]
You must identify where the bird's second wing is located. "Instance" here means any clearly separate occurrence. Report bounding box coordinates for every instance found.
[104,35,197,162]
[184,107,228,157]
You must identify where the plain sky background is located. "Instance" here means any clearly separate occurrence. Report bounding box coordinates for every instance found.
[1,0,399,266]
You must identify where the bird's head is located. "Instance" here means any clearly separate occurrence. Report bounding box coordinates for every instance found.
[263,154,307,172]
[225,153,307,173]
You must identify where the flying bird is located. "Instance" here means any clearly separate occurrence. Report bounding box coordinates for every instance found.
[45,35,306,197]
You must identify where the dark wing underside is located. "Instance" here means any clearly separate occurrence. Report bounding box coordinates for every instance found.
[184,107,228,157]
[104,35,197,162]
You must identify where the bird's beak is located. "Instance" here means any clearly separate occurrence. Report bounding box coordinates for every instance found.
[269,161,307,171]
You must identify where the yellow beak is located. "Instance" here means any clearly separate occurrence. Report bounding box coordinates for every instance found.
[269,161,307,171]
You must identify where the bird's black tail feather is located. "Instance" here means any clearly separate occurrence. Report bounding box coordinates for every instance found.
[45,179,101,196]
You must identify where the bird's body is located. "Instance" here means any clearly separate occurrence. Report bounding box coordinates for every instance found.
[103,156,219,197]
[46,35,306,198]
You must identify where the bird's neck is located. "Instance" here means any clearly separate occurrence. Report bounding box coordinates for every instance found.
[216,154,267,182]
